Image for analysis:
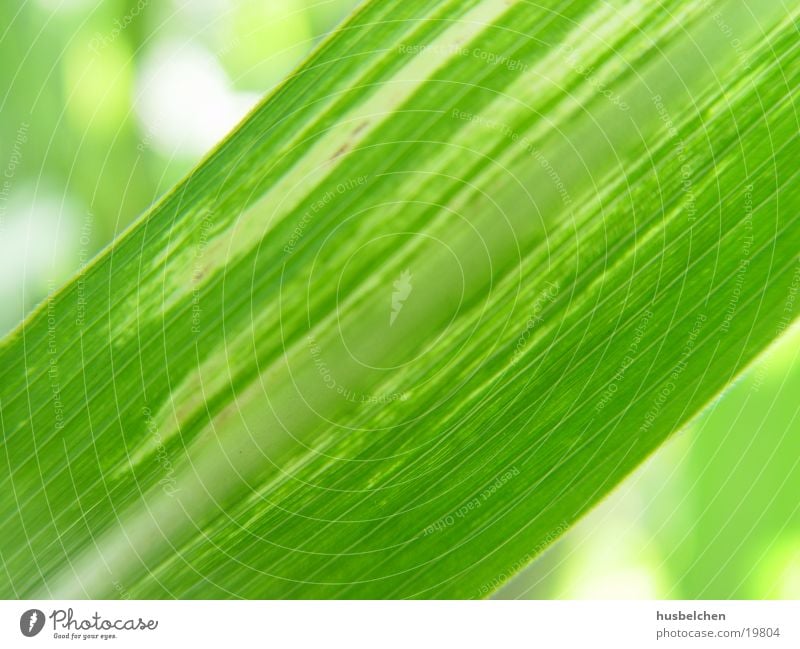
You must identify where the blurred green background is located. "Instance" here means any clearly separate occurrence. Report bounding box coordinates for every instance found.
[1,0,797,599]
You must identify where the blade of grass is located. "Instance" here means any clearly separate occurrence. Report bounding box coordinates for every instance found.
[1,0,798,598]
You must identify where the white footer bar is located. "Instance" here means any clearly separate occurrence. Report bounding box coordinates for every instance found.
[1,600,796,648]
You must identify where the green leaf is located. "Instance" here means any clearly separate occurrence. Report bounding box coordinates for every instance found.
[1,0,798,598]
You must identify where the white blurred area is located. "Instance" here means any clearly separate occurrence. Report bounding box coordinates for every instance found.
[130,0,324,157]
[134,41,260,158]
[0,188,79,333]
[41,0,337,159]
[552,517,669,599]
